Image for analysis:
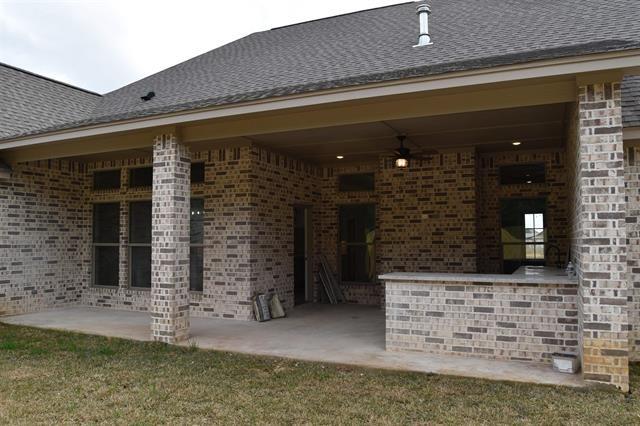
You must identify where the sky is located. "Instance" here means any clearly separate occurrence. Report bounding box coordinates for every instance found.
[0,0,400,94]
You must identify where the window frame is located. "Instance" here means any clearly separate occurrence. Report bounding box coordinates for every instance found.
[128,200,152,289]
[523,212,545,260]
[91,202,120,288]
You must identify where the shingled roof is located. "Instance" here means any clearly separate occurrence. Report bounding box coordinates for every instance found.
[2,0,640,140]
[0,63,100,138]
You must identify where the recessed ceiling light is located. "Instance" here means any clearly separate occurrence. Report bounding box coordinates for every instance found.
[512,141,522,146]
[336,155,344,159]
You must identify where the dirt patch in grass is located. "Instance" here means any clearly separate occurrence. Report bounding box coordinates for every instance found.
[0,323,639,424]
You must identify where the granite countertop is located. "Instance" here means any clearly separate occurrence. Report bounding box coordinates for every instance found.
[378,266,577,285]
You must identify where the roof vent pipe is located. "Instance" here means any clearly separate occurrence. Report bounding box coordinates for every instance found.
[414,3,433,47]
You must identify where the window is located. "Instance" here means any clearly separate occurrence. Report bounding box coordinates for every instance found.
[93,203,120,287]
[93,170,121,190]
[338,173,374,192]
[129,167,153,188]
[191,162,205,184]
[190,198,204,292]
[129,201,152,288]
[524,213,545,260]
[499,164,545,185]
[339,204,375,283]
[500,198,546,273]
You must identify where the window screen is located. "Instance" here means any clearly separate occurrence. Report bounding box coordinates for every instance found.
[339,204,376,283]
[92,203,120,287]
[499,164,545,185]
[190,198,204,291]
[93,170,121,190]
[338,173,374,192]
[129,201,152,288]
[129,167,153,188]
[191,162,205,184]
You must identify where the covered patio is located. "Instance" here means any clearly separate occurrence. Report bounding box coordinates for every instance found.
[2,304,583,387]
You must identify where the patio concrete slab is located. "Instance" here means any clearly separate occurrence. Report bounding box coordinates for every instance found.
[2,304,585,387]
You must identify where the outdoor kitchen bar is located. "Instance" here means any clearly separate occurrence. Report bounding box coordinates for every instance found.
[381,266,579,363]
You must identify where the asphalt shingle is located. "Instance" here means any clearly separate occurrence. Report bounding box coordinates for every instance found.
[1,0,640,140]
[0,63,100,138]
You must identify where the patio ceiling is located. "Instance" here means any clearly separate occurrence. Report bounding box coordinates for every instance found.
[243,103,568,164]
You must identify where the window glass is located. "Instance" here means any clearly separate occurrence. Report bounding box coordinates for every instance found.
[339,204,375,283]
[130,246,151,288]
[190,198,204,291]
[190,199,204,244]
[499,164,545,185]
[93,203,120,243]
[92,203,120,287]
[524,212,545,260]
[338,173,374,192]
[129,201,152,243]
[129,167,153,188]
[93,170,121,190]
[191,162,205,184]
[94,246,119,287]
[129,201,152,288]
[190,247,204,292]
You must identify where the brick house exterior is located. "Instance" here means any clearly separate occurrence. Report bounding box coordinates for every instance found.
[1,1,640,391]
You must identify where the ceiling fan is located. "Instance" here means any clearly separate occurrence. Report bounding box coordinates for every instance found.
[387,134,434,168]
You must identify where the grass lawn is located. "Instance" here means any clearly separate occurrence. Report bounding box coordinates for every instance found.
[1,323,639,425]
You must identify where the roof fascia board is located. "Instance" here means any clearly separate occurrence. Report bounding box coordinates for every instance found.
[2,49,639,150]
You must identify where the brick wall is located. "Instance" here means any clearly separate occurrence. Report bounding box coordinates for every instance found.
[317,149,477,305]
[317,163,381,305]
[476,150,569,273]
[385,279,579,362]
[574,82,629,391]
[0,160,89,315]
[249,146,320,310]
[82,149,257,320]
[625,145,640,361]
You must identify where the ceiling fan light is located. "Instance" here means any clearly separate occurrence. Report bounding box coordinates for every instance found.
[395,157,409,168]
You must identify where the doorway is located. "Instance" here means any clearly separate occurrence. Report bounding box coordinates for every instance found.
[294,206,311,305]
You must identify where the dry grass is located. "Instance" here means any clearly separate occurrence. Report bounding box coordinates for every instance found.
[0,323,639,425]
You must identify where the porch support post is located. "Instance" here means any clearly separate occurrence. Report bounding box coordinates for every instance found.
[150,133,191,343]
[576,82,629,391]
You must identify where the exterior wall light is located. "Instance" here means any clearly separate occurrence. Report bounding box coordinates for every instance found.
[512,141,522,146]
[336,155,344,159]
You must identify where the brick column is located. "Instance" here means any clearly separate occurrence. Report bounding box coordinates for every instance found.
[150,133,191,343]
[576,82,628,391]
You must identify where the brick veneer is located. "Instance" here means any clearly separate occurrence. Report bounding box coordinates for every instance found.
[476,150,569,273]
[573,82,629,391]
[150,134,191,343]
[625,145,640,361]
[317,149,477,305]
[249,146,320,310]
[385,279,579,362]
[0,160,88,315]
